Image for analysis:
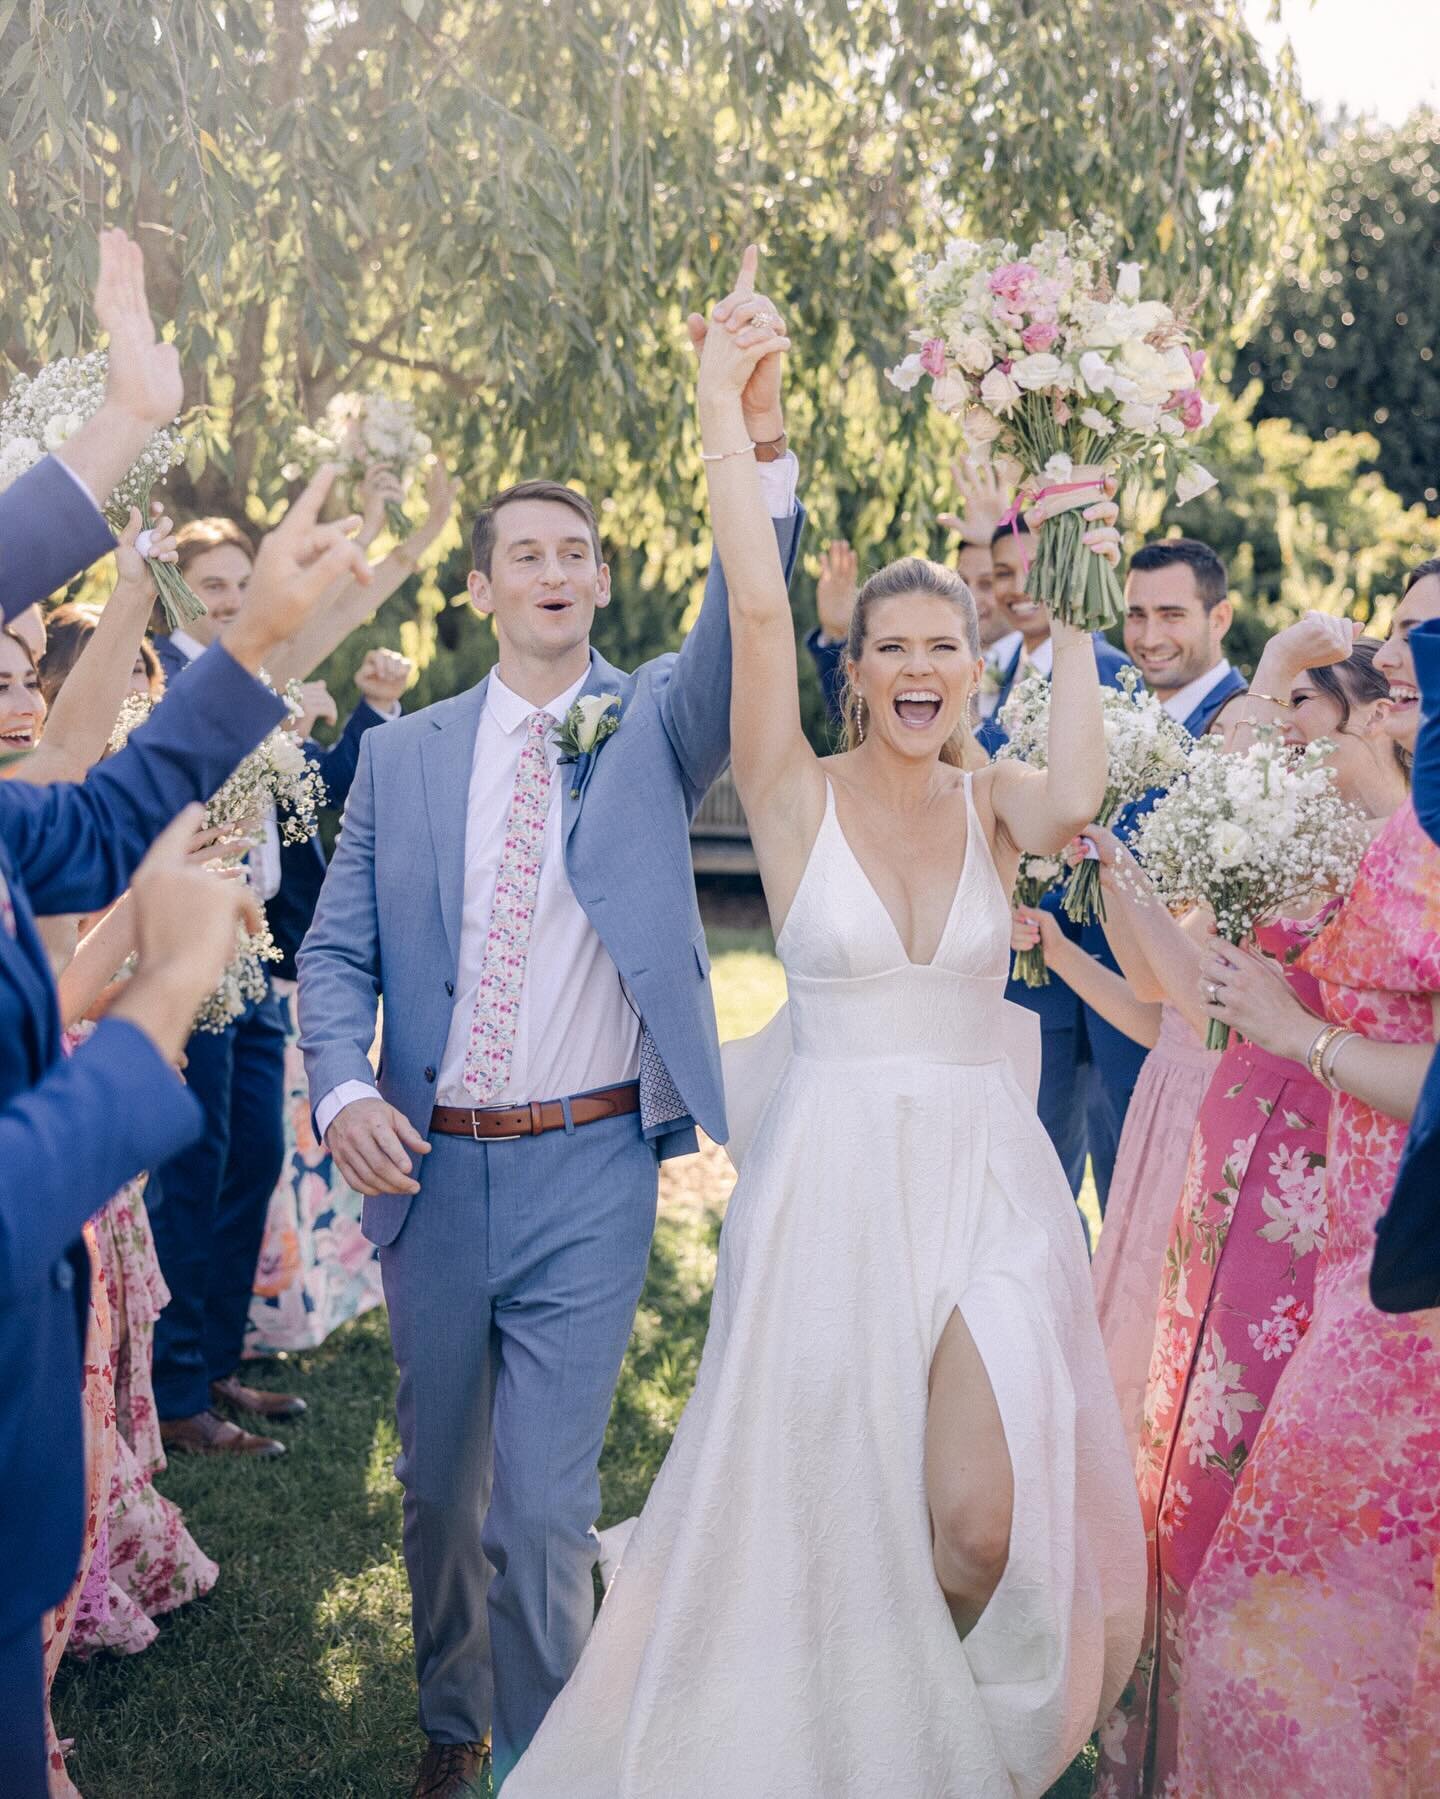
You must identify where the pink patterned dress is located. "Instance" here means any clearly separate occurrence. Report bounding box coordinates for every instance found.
[1093,1005,1220,1458]
[1098,915,1332,1798]
[1177,802,1440,1796]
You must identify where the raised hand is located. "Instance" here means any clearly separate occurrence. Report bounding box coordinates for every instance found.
[696,247,792,423]
[94,229,184,431]
[938,457,1010,545]
[291,679,339,736]
[356,462,406,550]
[325,1095,431,1197]
[687,245,789,441]
[221,466,373,673]
[356,647,413,710]
[816,539,859,643]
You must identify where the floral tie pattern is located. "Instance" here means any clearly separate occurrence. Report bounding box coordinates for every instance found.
[463,709,556,1102]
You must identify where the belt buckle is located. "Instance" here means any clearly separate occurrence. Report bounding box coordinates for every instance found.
[471,1103,524,1142]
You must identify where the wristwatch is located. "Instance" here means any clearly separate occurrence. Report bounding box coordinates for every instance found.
[753,432,789,464]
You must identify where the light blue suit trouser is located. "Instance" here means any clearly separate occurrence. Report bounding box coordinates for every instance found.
[379,1111,660,1783]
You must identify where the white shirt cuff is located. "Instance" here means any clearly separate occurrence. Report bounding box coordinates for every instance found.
[316,1080,381,1142]
[757,451,799,520]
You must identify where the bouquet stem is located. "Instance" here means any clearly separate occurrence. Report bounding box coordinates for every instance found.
[385,498,414,540]
[1011,944,1050,987]
[151,560,208,630]
[1025,506,1124,632]
[1206,932,1237,1050]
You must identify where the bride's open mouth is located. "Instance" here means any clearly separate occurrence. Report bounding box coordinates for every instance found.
[892,688,943,729]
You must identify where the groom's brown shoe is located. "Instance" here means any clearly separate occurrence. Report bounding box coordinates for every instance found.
[160,1408,286,1459]
[211,1372,308,1420]
[409,1739,491,1798]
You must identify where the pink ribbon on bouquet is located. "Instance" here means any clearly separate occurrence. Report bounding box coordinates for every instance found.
[995,467,1111,572]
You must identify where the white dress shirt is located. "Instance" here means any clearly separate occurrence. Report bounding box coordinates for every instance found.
[979,629,1024,718]
[1159,658,1234,727]
[1020,635,1054,679]
[318,454,801,1137]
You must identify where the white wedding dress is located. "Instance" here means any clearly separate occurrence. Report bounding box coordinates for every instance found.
[508,775,1144,1799]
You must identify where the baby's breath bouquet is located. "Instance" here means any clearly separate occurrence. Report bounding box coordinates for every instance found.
[1011,852,1065,987]
[285,392,431,538]
[995,671,1060,985]
[0,351,203,627]
[111,688,323,1034]
[1061,667,1193,926]
[1133,733,1371,1049]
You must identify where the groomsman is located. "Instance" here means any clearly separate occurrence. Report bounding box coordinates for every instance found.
[1077,538,1247,1204]
[977,514,1132,1200]
[147,529,409,1455]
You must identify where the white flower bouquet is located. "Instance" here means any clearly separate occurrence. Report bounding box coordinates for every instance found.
[192,918,283,1034]
[1133,733,1371,1048]
[0,351,203,627]
[888,221,1217,631]
[285,392,431,539]
[1011,852,1065,987]
[995,671,1060,984]
[1062,667,1194,926]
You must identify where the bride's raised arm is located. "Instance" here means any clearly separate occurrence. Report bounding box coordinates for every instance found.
[990,524,1118,855]
[695,254,815,832]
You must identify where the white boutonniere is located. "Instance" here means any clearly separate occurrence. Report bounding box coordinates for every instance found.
[554,692,623,798]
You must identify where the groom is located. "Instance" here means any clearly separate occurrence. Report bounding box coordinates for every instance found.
[298,253,802,1795]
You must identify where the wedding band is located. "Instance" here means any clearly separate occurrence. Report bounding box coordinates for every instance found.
[1204,981,1221,1004]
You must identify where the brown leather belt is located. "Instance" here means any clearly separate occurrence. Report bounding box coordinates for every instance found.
[430,1081,640,1141]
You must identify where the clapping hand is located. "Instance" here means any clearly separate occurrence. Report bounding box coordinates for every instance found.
[291,679,339,737]
[816,540,859,643]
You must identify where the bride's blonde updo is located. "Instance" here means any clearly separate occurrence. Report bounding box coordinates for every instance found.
[837,556,988,770]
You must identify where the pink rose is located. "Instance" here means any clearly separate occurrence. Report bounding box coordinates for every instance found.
[1171,387,1206,431]
[1053,397,1072,425]
[1188,348,1208,379]
[919,338,947,379]
[988,260,1039,309]
[1022,319,1058,352]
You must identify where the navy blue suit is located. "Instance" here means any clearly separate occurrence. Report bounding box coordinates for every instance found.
[0,646,284,1793]
[148,638,389,1410]
[977,635,1135,1201]
[0,455,114,620]
[805,627,848,730]
[1080,665,1248,1208]
[1371,618,1440,1312]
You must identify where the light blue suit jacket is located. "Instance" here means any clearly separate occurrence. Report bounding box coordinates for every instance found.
[298,511,805,1244]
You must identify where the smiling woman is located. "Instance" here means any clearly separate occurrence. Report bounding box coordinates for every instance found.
[0,626,46,751]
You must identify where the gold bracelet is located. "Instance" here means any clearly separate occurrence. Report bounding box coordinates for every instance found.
[699,439,756,464]
[1319,1027,1358,1092]
[1247,691,1294,710]
[1306,1022,1347,1084]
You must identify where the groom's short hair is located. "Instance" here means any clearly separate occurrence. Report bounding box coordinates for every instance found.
[470,481,603,576]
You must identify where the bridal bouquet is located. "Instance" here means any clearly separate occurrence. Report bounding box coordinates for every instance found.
[285,392,431,538]
[887,221,1217,630]
[1133,733,1371,1048]
[1061,668,1193,926]
[0,352,203,627]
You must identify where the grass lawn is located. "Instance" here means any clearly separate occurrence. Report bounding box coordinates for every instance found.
[52,928,1099,1797]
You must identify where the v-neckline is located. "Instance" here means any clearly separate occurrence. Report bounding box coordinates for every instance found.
[825,780,971,971]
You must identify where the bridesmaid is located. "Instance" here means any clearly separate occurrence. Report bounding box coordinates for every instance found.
[1177,564,1440,1795]
[1090,622,1410,1796]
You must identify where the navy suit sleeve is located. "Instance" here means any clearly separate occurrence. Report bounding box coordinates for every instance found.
[0,1018,202,1300]
[1412,620,1440,849]
[657,505,806,798]
[1093,638,1133,688]
[804,629,847,731]
[0,456,116,620]
[305,702,387,809]
[0,642,286,917]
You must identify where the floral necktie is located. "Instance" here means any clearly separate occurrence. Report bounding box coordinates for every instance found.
[462,709,556,1102]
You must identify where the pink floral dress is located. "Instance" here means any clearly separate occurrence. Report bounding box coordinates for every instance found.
[245,979,384,1352]
[1098,915,1333,1798]
[1177,802,1440,1796]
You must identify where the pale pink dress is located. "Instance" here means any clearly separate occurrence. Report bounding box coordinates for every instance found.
[1092,1005,1219,1457]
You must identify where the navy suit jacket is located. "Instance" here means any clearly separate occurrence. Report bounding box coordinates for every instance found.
[806,627,848,733]
[0,454,115,620]
[0,645,285,1632]
[1372,619,1440,1312]
[154,635,390,980]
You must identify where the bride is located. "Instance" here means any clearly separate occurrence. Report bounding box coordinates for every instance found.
[507,275,1144,1797]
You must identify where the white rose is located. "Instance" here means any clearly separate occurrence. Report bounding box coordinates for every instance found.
[1115,262,1142,302]
[1078,351,1112,395]
[1026,855,1064,883]
[1114,339,1174,405]
[1175,460,1218,506]
[886,353,924,393]
[948,330,994,375]
[1079,406,1116,437]
[930,370,972,415]
[43,413,81,451]
[961,406,1005,448]
[1042,452,1075,483]
[574,691,622,751]
[1012,352,1065,392]
[270,732,308,777]
[1210,820,1252,869]
[979,366,1022,416]
[1120,401,1162,435]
